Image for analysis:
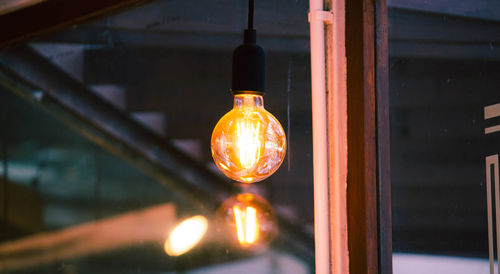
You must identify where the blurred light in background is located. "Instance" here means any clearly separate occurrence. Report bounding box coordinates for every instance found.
[164,215,208,256]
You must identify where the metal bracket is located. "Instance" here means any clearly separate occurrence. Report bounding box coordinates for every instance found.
[308,10,334,24]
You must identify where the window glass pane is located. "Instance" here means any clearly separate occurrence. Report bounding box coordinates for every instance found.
[389,1,500,273]
[0,1,314,273]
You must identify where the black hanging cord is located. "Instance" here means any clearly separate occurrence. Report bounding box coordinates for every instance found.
[232,0,265,93]
[244,0,256,43]
[248,0,254,30]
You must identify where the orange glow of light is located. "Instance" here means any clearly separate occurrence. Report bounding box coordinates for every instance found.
[164,215,208,256]
[235,120,262,169]
[211,94,286,183]
[233,206,259,245]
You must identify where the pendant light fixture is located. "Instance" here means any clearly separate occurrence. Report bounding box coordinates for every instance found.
[211,0,286,183]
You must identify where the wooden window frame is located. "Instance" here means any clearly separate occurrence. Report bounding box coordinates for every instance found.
[341,0,391,273]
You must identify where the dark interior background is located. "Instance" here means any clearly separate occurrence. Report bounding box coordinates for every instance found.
[388,1,500,259]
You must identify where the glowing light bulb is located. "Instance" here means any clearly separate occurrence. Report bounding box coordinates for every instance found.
[164,215,208,256]
[216,193,278,250]
[211,94,286,183]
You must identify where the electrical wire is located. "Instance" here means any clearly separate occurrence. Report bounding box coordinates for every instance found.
[248,0,254,30]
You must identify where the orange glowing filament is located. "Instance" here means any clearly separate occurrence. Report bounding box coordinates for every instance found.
[235,120,262,169]
[233,206,259,245]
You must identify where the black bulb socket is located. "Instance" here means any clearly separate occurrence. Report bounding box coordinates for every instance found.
[231,29,266,95]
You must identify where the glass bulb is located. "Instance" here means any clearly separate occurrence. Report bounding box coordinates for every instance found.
[211,94,286,183]
[216,193,278,250]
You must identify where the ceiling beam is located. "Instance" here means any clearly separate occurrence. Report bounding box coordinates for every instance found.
[0,0,151,48]
[0,0,45,15]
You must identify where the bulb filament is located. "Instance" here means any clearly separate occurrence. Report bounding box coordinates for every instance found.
[233,206,259,245]
[236,120,262,169]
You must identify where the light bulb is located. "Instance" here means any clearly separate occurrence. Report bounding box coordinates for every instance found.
[216,193,278,250]
[211,94,286,183]
[164,215,208,256]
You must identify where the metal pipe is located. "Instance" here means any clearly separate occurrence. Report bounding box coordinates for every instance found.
[329,0,349,272]
[309,0,331,273]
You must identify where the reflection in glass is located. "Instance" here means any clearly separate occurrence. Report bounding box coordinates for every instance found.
[217,193,278,250]
[233,205,258,246]
[0,203,176,272]
[388,3,500,272]
[164,215,208,256]
[0,0,314,272]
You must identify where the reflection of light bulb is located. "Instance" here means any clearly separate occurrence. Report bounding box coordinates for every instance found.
[211,94,286,183]
[233,205,259,245]
[217,193,278,250]
[164,215,208,256]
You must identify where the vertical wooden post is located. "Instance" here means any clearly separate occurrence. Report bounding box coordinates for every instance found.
[326,0,389,272]
[345,0,384,273]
